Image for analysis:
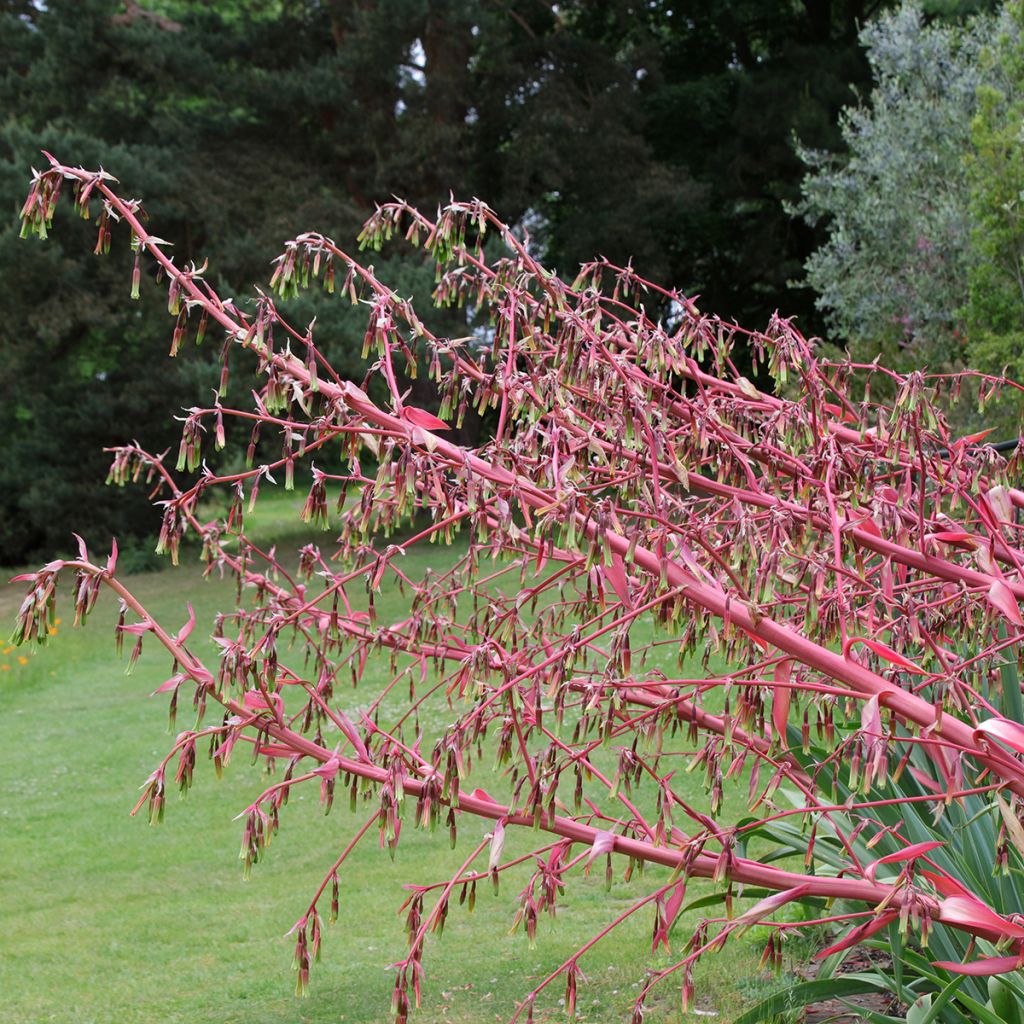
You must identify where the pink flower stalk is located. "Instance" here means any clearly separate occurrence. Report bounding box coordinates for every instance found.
[17,155,1024,1016]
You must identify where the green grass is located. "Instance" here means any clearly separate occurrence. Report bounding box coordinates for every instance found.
[0,490,777,1023]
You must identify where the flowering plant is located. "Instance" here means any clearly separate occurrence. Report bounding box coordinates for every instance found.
[16,155,1024,1020]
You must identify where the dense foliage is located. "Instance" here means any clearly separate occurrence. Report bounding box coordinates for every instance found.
[796,2,986,369]
[967,2,1024,376]
[2,0,916,564]
[20,156,1024,1021]
[797,0,1024,403]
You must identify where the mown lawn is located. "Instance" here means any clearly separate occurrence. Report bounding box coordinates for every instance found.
[0,491,784,1023]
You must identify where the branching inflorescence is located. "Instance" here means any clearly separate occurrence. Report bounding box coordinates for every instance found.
[16,154,1024,1019]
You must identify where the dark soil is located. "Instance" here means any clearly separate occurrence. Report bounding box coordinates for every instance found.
[800,948,903,1023]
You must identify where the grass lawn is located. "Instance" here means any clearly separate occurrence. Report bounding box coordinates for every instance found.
[0,490,785,1023]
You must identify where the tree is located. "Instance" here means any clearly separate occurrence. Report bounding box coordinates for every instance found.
[20,155,1024,1020]
[3,0,924,563]
[966,2,1024,378]
[524,0,904,336]
[0,0,487,563]
[795,2,987,370]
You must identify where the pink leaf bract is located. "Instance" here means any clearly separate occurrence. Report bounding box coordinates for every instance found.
[865,840,944,881]
[932,956,1023,976]
[843,636,926,675]
[817,911,897,958]
[975,717,1024,756]
[312,756,341,780]
[401,406,449,431]
[987,580,1023,627]
[938,895,1024,939]
[602,552,633,609]
[587,830,616,864]
[732,884,810,930]
[175,602,196,645]
[771,660,792,742]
